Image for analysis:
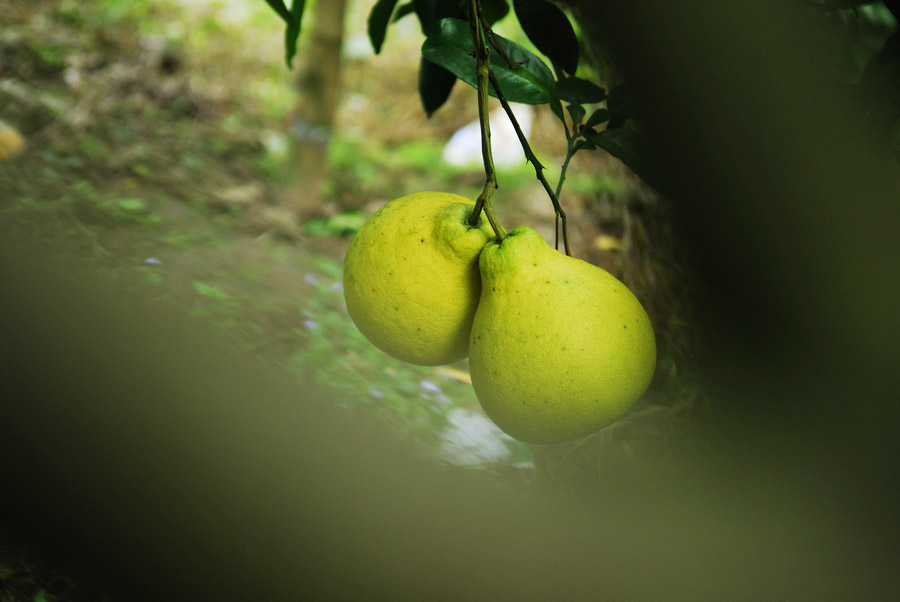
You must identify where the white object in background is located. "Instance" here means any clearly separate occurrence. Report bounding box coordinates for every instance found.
[442,104,533,168]
[438,408,512,466]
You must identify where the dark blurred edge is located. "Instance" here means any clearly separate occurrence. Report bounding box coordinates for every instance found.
[576,0,900,593]
[2,0,900,600]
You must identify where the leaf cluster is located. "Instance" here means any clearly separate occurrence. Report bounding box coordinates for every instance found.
[265,0,661,191]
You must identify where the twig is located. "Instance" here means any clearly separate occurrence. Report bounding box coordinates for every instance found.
[466,0,506,242]
[479,13,521,70]
[487,70,571,255]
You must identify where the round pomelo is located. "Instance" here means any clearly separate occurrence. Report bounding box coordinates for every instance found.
[343,191,494,366]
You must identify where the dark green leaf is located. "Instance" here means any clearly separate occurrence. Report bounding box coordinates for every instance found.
[421,18,556,105]
[290,1,306,21]
[512,0,579,75]
[419,57,458,117]
[566,104,585,124]
[555,77,606,105]
[413,0,464,35]
[263,0,292,24]
[368,0,400,54]
[482,0,511,25]
[593,128,663,191]
[285,23,300,68]
[573,139,596,151]
[550,98,565,124]
[284,0,307,69]
[584,107,610,129]
[394,2,416,21]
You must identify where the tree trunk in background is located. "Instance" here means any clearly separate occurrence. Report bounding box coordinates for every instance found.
[280,0,347,217]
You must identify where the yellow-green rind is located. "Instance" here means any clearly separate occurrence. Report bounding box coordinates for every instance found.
[469,226,657,444]
[342,192,494,366]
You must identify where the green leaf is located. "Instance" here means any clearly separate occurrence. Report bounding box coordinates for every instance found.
[285,23,299,68]
[549,98,565,124]
[413,0,464,35]
[482,0,511,25]
[512,0,579,75]
[290,0,306,22]
[263,0,292,24]
[283,0,307,69]
[583,107,610,129]
[592,128,663,192]
[421,18,556,105]
[418,57,458,117]
[368,0,399,54]
[394,2,416,21]
[566,103,585,124]
[555,77,606,105]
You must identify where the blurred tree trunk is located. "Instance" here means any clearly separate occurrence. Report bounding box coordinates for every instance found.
[280,0,347,217]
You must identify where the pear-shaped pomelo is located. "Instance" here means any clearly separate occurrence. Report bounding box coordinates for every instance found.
[343,192,494,366]
[468,226,656,444]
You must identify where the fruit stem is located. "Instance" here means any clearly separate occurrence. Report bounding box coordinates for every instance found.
[487,70,570,256]
[466,0,506,243]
